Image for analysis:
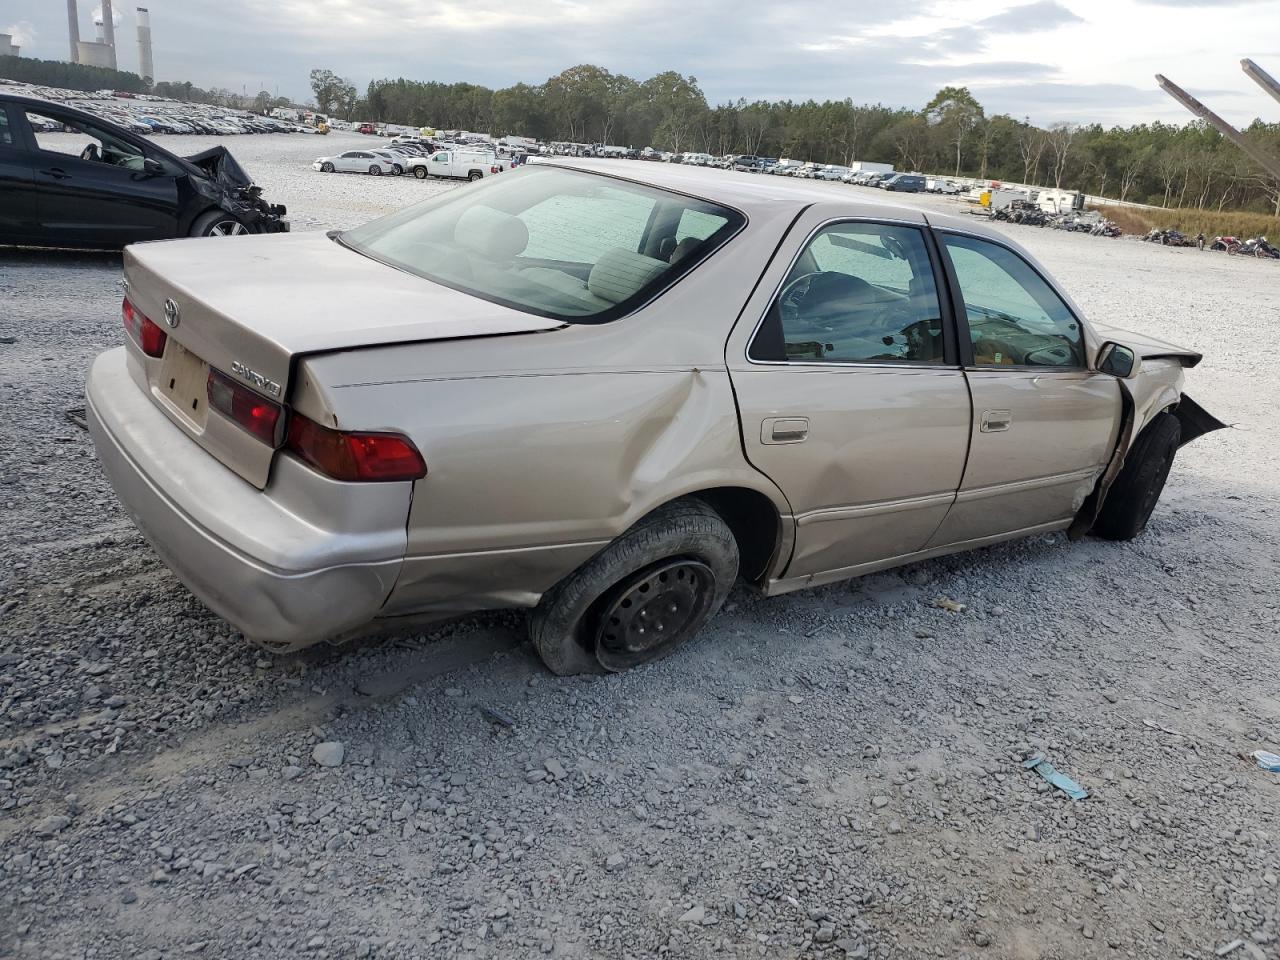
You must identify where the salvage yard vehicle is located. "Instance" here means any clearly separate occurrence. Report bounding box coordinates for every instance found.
[86,160,1224,674]
[406,148,505,181]
[312,150,399,175]
[0,94,288,246]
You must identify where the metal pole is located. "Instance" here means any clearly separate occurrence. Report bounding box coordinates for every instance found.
[1155,73,1280,181]
[1242,59,1280,110]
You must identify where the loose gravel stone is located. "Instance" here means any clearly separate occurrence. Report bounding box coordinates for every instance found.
[0,130,1270,960]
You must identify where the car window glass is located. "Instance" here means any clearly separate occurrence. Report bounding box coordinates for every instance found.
[519,185,654,262]
[752,222,945,364]
[26,110,146,170]
[341,166,742,322]
[941,234,1083,367]
[675,208,729,243]
[0,109,12,146]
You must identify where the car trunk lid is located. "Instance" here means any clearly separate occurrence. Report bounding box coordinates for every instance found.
[123,232,563,487]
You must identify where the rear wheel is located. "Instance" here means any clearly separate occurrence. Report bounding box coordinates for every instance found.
[369,165,382,176]
[529,499,739,675]
[320,161,334,173]
[467,170,483,181]
[191,210,248,237]
[1093,412,1180,541]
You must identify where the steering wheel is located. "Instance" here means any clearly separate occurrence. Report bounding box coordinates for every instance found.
[778,271,824,322]
[1024,344,1073,366]
[80,143,100,163]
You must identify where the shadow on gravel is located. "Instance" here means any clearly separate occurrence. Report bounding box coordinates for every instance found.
[0,246,123,266]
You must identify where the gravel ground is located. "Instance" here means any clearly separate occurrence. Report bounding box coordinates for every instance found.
[1,136,1278,960]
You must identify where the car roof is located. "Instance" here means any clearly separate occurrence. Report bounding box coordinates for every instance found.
[534,156,934,220]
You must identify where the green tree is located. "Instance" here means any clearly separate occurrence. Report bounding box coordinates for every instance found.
[925,86,984,176]
[309,68,348,115]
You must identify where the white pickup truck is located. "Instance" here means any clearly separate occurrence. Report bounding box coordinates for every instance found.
[407,150,508,181]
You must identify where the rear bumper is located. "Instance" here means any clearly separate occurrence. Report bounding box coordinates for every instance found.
[86,348,405,651]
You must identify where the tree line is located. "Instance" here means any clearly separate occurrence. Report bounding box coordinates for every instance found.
[3,52,1275,215]
[319,65,1280,216]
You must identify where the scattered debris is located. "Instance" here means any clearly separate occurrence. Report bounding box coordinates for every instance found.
[1022,756,1089,800]
[1216,939,1244,956]
[1251,750,1280,772]
[0,335,16,344]
[64,407,88,432]
[479,705,515,728]
[931,597,967,613]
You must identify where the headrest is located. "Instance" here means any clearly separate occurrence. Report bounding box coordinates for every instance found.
[454,205,528,260]
[669,236,705,267]
[587,248,668,304]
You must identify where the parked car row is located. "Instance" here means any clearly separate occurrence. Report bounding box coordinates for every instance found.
[312,139,513,180]
[0,80,313,136]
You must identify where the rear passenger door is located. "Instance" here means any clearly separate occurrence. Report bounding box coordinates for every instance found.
[925,230,1120,547]
[726,208,972,583]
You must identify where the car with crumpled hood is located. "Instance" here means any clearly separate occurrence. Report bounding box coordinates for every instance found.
[0,93,287,246]
[85,159,1224,674]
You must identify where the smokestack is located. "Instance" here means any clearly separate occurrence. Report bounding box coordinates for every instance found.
[100,0,117,69]
[136,6,152,84]
[68,0,81,62]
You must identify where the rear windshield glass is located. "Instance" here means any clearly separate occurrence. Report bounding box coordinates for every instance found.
[340,166,744,323]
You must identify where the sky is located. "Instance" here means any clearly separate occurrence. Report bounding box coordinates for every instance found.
[4,0,1279,127]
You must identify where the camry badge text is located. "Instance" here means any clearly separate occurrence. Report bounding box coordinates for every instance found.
[230,360,282,397]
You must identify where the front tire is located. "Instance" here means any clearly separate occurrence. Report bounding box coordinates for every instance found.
[528,499,739,675]
[320,161,334,173]
[190,210,248,237]
[412,165,428,179]
[1093,412,1180,541]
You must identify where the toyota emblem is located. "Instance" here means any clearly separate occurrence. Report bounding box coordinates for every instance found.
[163,298,180,329]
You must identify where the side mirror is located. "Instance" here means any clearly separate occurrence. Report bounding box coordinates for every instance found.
[1097,341,1139,379]
[142,157,164,176]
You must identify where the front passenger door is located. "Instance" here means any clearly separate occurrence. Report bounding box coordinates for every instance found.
[23,108,180,245]
[926,231,1121,547]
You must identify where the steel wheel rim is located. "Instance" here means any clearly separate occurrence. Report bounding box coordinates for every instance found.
[208,220,248,237]
[594,559,714,671]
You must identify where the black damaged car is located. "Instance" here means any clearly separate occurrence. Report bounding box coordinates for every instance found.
[0,94,287,248]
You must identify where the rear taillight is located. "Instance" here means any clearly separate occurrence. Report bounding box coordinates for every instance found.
[285,413,427,482]
[207,368,282,445]
[122,297,167,357]
[491,166,498,174]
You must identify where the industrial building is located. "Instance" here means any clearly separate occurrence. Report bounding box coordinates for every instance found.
[62,0,154,79]
[0,33,21,58]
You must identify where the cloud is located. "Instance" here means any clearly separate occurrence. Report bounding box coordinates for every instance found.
[4,19,36,47]
[979,1,1084,31]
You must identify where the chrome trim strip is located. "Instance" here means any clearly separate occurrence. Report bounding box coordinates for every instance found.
[955,467,1099,504]
[795,490,956,524]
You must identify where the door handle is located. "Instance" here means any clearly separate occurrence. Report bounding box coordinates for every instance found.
[762,417,809,444]
[41,168,72,180]
[981,410,1012,433]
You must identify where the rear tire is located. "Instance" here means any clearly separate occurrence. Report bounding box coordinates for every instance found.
[369,165,382,175]
[468,171,482,181]
[1093,412,1181,541]
[528,499,739,675]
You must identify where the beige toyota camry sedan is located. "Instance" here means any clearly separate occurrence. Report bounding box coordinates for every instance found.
[87,159,1224,674]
